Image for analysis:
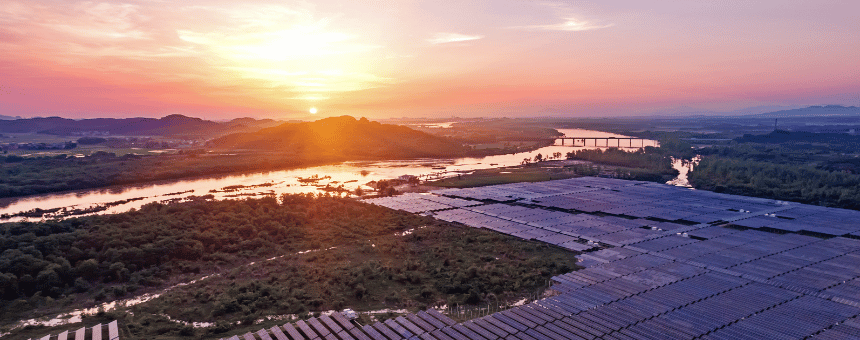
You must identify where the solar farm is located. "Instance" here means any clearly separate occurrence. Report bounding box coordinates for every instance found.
[207,177,860,340]
[367,177,860,339]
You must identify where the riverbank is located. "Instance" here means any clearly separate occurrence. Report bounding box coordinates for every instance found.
[0,140,557,201]
[425,157,680,189]
[426,160,586,188]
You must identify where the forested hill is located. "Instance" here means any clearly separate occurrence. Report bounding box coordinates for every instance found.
[209,116,468,158]
[0,115,282,137]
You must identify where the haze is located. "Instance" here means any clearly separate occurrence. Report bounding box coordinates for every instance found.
[1,0,859,119]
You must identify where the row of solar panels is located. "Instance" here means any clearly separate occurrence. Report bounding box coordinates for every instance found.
[430,208,598,252]
[260,178,860,339]
[28,321,119,340]
[437,177,860,237]
[550,248,860,339]
[362,193,479,214]
[812,315,860,339]
[430,178,612,201]
[231,265,859,340]
[219,310,458,340]
[559,234,860,339]
[437,179,860,339]
[435,176,775,206]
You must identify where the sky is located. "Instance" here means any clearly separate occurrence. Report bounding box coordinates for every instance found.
[1,0,859,120]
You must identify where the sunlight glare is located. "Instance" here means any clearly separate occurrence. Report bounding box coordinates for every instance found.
[309,107,318,114]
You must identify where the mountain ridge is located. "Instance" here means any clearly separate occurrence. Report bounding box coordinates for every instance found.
[209,115,467,158]
[747,105,860,118]
[0,115,282,137]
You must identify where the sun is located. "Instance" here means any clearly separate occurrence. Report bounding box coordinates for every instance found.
[309,107,318,114]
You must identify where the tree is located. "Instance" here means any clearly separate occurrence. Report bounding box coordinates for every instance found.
[383,186,397,197]
[534,153,543,162]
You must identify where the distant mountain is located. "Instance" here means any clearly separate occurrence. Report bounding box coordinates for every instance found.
[640,105,815,117]
[750,105,860,118]
[0,114,22,120]
[209,116,466,158]
[728,105,804,115]
[735,130,860,144]
[0,115,282,137]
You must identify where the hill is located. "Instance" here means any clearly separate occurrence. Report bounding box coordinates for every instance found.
[0,115,282,137]
[209,116,468,158]
[750,105,860,118]
[734,130,860,144]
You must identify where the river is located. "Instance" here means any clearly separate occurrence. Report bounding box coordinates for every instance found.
[0,129,660,222]
[0,128,664,335]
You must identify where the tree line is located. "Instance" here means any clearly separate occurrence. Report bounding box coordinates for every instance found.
[565,147,679,182]
[688,157,860,210]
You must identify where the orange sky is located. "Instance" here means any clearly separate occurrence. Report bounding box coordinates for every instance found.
[1,0,859,119]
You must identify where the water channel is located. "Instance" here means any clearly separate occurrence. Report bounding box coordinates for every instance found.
[0,129,662,222]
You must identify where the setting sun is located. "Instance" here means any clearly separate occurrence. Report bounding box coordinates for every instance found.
[309,107,318,114]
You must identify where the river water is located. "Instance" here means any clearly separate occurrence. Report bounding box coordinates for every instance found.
[0,128,665,335]
[0,129,660,222]
[665,156,701,188]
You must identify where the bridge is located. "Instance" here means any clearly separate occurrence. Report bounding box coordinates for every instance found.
[556,136,652,148]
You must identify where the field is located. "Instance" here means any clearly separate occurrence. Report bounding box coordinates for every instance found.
[1,133,179,157]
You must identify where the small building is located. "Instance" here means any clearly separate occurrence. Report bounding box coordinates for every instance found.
[398,174,418,182]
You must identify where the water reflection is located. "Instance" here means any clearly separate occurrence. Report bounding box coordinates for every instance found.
[0,129,657,222]
[666,156,702,188]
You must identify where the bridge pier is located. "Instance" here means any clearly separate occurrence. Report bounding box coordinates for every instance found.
[554,136,649,148]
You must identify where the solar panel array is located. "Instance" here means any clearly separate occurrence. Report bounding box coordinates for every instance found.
[218,310,465,340]
[236,177,860,339]
[362,193,480,213]
[29,321,119,340]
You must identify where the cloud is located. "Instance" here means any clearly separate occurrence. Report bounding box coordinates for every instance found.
[427,32,484,45]
[512,18,614,32]
[509,2,614,32]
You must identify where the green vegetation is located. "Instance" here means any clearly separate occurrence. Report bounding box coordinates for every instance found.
[0,116,507,199]
[565,147,679,183]
[0,194,579,339]
[688,158,860,209]
[130,224,576,337]
[0,194,426,320]
[413,119,563,144]
[0,114,281,138]
[0,152,340,198]
[430,165,580,188]
[686,131,860,210]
